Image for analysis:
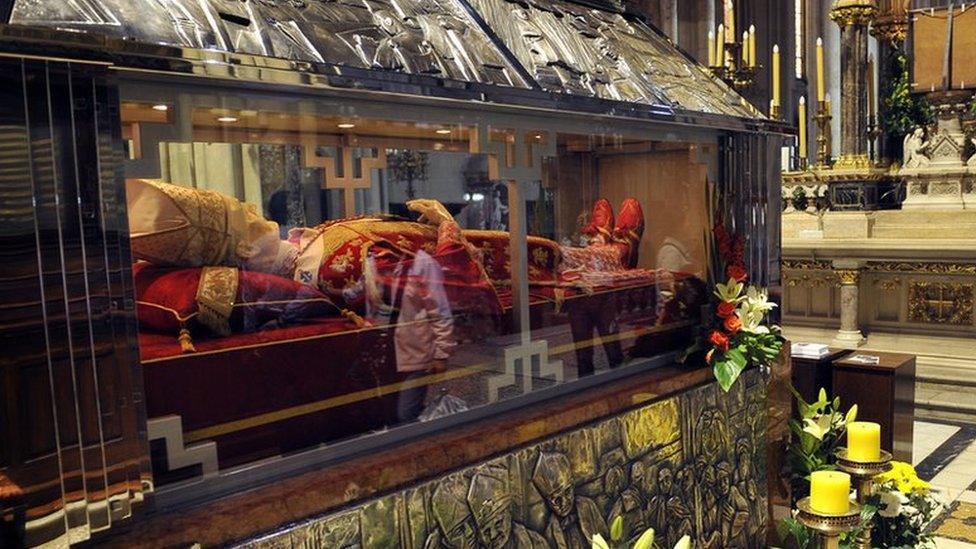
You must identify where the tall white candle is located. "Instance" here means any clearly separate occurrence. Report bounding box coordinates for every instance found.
[708,30,716,66]
[772,44,781,107]
[816,37,826,102]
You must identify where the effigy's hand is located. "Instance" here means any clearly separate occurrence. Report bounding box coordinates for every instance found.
[407,198,453,227]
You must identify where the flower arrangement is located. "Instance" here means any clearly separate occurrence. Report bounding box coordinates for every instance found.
[786,388,859,501]
[592,516,692,549]
[684,217,784,391]
[865,461,944,549]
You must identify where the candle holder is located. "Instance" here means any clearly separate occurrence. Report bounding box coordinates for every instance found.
[835,448,893,549]
[709,40,760,90]
[795,497,863,549]
[813,100,833,168]
[866,114,882,164]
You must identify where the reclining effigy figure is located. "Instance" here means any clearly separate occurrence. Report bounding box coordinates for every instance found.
[127,179,649,319]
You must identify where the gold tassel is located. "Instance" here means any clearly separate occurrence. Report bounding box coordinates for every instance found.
[342,309,366,328]
[553,288,565,314]
[178,328,197,354]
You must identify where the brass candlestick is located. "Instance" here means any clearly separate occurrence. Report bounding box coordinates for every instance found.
[835,448,893,549]
[866,114,882,164]
[709,40,760,90]
[795,497,862,549]
[813,100,833,168]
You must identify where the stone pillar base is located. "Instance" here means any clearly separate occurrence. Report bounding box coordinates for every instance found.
[832,330,866,348]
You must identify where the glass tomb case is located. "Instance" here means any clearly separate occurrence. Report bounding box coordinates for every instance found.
[120,85,717,474]
[0,0,783,545]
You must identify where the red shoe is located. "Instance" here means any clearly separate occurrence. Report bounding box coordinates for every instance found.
[581,198,614,243]
[613,198,645,268]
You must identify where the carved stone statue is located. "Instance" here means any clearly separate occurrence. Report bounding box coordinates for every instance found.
[903,127,931,169]
[532,452,606,549]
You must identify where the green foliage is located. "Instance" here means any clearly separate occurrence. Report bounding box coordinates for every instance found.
[880,52,933,145]
[786,388,858,502]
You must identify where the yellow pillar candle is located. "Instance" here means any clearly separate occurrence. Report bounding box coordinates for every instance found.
[816,37,826,102]
[772,44,781,107]
[810,471,851,515]
[847,421,881,462]
[799,96,808,159]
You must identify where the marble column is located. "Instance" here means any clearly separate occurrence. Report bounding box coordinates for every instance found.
[833,261,866,347]
[830,0,877,166]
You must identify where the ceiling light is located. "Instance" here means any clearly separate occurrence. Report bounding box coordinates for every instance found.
[337,123,356,129]
[152,104,169,112]
[217,116,238,123]
[436,129,451,135]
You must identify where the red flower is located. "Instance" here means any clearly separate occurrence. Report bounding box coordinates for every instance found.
[723,315,742,334]
[708,330,730,352]
[717,301,737,318]
[726,264,748,282]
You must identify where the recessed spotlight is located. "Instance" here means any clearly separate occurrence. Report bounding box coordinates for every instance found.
[436,129,451,135]
[152,104,169,112]
[337,123,356,129]
[217,116,238,123]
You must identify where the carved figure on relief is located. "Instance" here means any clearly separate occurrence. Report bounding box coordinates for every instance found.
[467,467,550,549]
[607,461,650,543]
[903,127,931,169]
[646,464,693,548]
[425,476,479,549]
[733,438,762,544]
[969,137,976,167]
[532,452,607,549]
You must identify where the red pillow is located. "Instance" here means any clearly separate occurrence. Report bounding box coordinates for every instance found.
[133,263,339,336]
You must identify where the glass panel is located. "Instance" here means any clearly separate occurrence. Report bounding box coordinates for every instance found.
[534,135,712,378]
[119,84,714,487]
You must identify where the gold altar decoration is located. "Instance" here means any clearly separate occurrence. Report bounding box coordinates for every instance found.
[908,282,975,325]
[830,0,879,27]
[835,269,861,286]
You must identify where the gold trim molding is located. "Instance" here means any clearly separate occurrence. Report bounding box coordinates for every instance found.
[782,259,834,271]
[865,262,976,276]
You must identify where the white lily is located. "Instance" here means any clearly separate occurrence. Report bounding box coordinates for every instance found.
[714,277,746,303]
[745,285,777,312]
[673,535,692,549]
[803,415,832,440]
[591,533,611,549]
